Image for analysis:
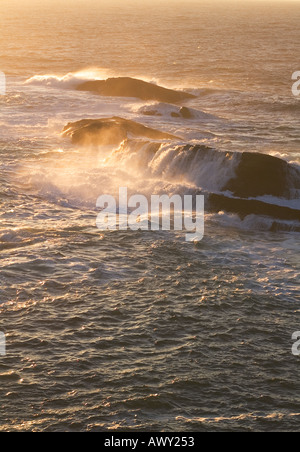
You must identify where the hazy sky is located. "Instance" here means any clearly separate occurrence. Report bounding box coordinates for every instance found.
[4,0,300,3]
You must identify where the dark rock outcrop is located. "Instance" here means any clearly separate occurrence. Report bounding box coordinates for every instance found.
[76,77,196,103]
[224,152,299,198]
[62,117,180,146]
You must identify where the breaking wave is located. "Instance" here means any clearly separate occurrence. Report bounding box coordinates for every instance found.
[105,140,300,226]
[21,137,300,232]
[24,69,112,90]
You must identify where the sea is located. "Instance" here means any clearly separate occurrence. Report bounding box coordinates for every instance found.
[0,0,300,432]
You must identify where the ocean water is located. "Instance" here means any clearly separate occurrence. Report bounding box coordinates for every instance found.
[0,0,300,432]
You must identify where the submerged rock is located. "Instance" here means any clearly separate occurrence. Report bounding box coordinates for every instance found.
[138,103,216,121]
[76,77,196,103]
[170,107,194,119]
[209,193,300,222]
[180,107,194,119]
[62,116,180,146]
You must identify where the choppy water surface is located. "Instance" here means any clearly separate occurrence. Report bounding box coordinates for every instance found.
[0,0,300,432]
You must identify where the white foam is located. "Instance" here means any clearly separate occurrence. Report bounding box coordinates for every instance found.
[146,143,239,192]
[24,68,113,90]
